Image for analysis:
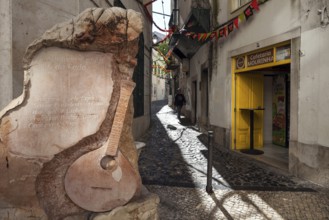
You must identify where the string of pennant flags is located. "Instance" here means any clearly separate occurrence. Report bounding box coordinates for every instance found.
[152,64,173,79]
[152,0,262,76]
[184,0,260,41]
[161,0,261,60]
[152,64,171,73]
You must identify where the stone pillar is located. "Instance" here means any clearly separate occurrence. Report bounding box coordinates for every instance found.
[0,0,13,109]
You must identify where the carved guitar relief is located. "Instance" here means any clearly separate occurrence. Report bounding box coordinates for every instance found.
[64,80,141,212]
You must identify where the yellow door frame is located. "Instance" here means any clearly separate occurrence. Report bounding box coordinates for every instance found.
[231,42,291,150]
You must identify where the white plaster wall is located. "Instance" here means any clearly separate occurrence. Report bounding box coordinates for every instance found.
[152,75,167,101]
[189,43,210,120]
[225,0,300,51]
[210,41,232,128]
[0,0,13,110]
[299,26,329,148]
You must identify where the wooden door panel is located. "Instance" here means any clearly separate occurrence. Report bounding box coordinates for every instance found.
[235,74,264,149]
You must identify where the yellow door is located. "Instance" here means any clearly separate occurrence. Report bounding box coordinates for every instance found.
[234,74,264,150]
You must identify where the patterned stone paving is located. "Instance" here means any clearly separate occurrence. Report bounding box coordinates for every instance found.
[137,100,329,219]
[147,185,329,220]
[138,100,317,192]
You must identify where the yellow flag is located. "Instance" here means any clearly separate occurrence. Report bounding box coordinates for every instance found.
[239,13,245,23]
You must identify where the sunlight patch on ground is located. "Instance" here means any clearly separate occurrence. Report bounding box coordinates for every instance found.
[155,104,233,189]
[194,190,284,220]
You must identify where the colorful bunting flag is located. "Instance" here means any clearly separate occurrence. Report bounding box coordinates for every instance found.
[219,27,227,38]
[203,32,211,41]
[197,33,203,41]
[182,0,261,42]
[244,6,254,20]
[228,22,234,35]
[234,17,239,29]
[250,0,260,11]
[210,31,218,40]
[165,47,174,60]
[239,13,246,23]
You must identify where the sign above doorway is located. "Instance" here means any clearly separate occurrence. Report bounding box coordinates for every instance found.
[247,49,274,67]
[234,42,291,73]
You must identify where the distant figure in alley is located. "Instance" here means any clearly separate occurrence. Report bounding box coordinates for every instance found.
[174,88,186,120]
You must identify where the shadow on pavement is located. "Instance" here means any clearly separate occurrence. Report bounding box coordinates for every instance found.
[138,100,197,188]
[138,99,316,192]
[139,100,328,219]
[197,134,316,192]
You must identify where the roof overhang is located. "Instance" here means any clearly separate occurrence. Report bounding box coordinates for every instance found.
[169,8,210,59]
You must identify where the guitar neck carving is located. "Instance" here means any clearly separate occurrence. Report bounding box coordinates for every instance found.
[106,80,135,156]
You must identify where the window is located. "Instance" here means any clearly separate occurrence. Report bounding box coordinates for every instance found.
[231,0,251,11]
[132,34,144,118]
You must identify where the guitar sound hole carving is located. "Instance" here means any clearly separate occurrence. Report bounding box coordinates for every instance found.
[100,155,118,170]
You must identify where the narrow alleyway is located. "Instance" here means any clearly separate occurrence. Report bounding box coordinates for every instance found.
[138,100,329,220]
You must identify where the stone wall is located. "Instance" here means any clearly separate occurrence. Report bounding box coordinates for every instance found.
[0,0,152,140]
[0,7,151,219]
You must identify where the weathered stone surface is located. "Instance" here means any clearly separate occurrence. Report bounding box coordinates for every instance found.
[0,7,144,220]
[290,141,329,186]
[22,7,143,68]
[91,187,160,220]
[0,207,47,220]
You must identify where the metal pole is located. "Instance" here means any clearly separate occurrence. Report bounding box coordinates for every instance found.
[173,0,179,27]
[206,130,214,193]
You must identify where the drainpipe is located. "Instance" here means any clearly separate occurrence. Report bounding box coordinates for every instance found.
[173,0,179,28]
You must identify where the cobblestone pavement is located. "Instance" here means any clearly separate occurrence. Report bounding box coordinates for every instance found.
[137,100,329,220]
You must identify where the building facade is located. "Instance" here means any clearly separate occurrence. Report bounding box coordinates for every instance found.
[0,0,152,139]
[170,0,329,187]
[152,32,169,101]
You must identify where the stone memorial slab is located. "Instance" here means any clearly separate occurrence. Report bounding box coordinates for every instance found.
[0,7,144,220]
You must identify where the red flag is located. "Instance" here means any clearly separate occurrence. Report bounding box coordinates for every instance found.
[197,33,203,41]
[219,26,227,37]
[228,22,234,35]
[250,0,259,11]
[234,17,239,29]
[210,31,218,40]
